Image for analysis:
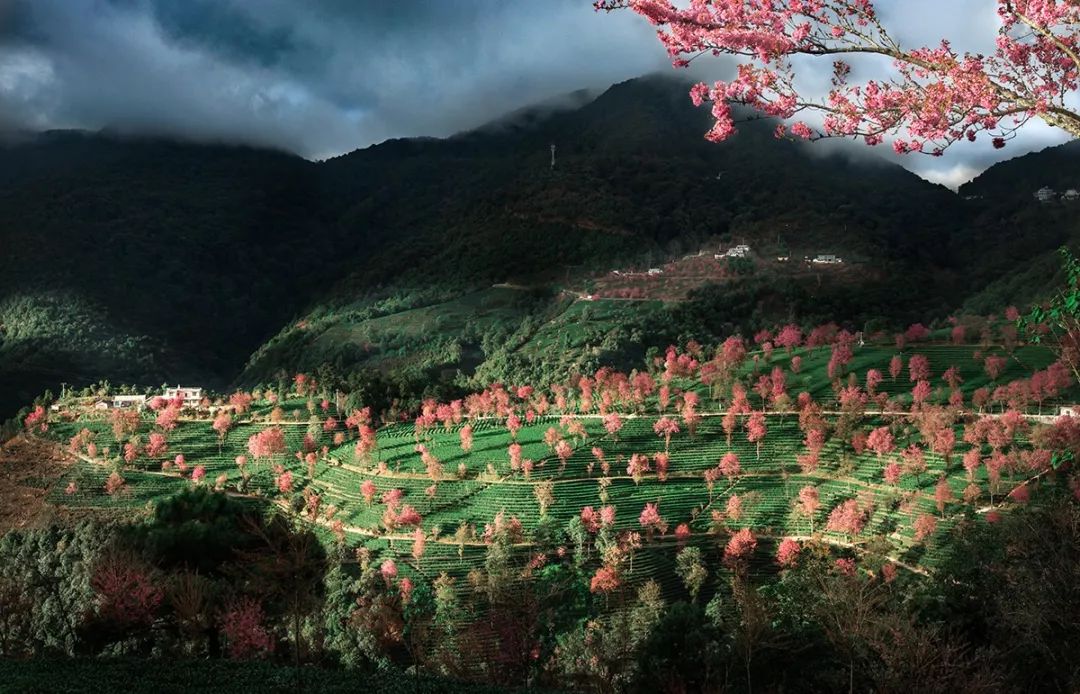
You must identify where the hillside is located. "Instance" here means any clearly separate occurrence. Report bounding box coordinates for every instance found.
[0,132,351,416]
[953,140,1080,310]
[239,75,974,398]
[7,325,1079,690]
[4,74,1077,422]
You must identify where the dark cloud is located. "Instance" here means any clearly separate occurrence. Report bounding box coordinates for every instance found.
[0,0,1073,184]
[0,0,669,158]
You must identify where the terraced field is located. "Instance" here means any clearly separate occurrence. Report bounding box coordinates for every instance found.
[34,341,1068,604]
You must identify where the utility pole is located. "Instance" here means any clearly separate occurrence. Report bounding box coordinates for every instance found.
[550,144,556,170]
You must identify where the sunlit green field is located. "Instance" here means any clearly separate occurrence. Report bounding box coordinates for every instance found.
[39,341,1065,601]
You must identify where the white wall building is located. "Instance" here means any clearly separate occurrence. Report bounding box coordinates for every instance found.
[1035,186,1057,203]
[112,394,147,410]
[164,386,204,407]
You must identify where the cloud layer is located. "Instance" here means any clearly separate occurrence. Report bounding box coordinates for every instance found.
[0,0,1073,185]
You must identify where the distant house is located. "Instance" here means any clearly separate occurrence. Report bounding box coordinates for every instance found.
[93,400,110,411]
[1064,189,1080,201]
[1035,186,1057,203]
[112,394,147,410]
[164,386,204,408]
[647,268,663,276]
[721,244,751,259]
[1059,405,1080,417]
[812,254,843,264]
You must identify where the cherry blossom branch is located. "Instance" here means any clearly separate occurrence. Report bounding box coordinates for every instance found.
[597,0,1080,153]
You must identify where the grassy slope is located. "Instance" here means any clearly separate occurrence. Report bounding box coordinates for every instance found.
[41,342,1066,607]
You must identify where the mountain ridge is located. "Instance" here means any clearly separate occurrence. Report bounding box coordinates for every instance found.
[0,73,1075,419]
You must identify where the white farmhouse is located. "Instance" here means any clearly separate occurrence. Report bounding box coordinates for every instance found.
[1035,186,1057,203]
[812,254,843,264]
[112,394,147,410]
[164,386,204,408]
[723,244,752,259]
[647,268,663,276]
[1063,189,1080,201]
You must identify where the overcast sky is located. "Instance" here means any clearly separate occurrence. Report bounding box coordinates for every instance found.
[0,0,1073,188]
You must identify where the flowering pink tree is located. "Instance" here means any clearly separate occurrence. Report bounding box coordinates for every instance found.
[746,411,767,459]
[654,451,670,481]
[865,368,883,395]
[796,485,820,533]
[626,453,651,484]
[380,558,398,586]
[361,479,377,505]
[901,444,929,485]
[275,470,294,494]
[725,493,744,521]
[719,451,742,482]
[826,498,867,539]
[889,355,903,381]
[602,412,624,439]
[866,426,895,460]
[913,513,938,542]
[554,439,573,471]
[723,527,757,567]
[639,502,669,540]
[412,527,426,563]
[911,380,933,407]
[985,354,1008,380]
[212,410,233,451]
[229,391,254,415]
[653,416,680,451]
[23,405,48,433]
[155,404,180,432]
[599,1,1080,154]
[146,432,168,458]
[884,461,902,487]
[775,324,803,353]
[908,354,931,382]
[459,424,474,453]
[91,556,163,627]
[934,476,954,515]
[590,565,621,594]
[506,413,522,440]
[248,427,286,462]
[776,537,801,568]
